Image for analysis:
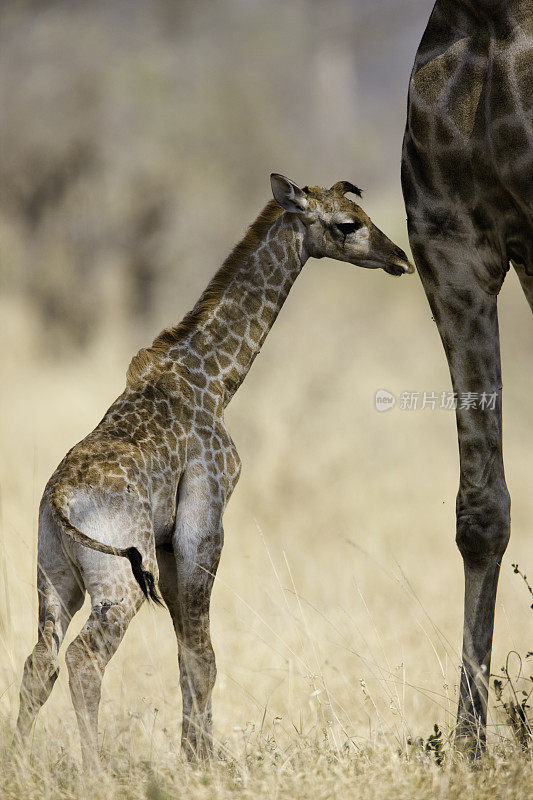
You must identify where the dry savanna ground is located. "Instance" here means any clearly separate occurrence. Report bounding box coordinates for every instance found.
[1,236,532,798]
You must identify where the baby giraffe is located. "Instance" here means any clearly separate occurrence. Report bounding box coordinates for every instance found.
[17,174,412,764]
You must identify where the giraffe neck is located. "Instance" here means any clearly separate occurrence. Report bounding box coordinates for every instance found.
[143,200,309,405]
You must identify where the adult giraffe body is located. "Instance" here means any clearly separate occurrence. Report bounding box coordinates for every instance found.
[17,175,411,765]
[402,0,532,753]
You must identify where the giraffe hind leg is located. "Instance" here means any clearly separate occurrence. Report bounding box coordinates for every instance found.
[17,586,84,739]
[60,494,160,766]
[64,562,146,767]
[16,517,84,740]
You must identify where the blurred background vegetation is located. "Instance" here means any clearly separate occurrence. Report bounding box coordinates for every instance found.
[0,0,430,350]
[1,0,532,771]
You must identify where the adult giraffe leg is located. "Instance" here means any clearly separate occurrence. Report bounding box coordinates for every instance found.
[512,261,533,312]
[410,236,510,756]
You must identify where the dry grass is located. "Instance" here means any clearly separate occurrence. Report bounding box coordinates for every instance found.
[1,249,532,797]
[2,734,531,800]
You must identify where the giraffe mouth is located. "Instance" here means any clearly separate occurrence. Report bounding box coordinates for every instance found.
[384,260,415,276]
[360,258,414,276]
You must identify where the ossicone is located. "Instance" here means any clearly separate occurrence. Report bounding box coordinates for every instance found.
[330,181,362,198]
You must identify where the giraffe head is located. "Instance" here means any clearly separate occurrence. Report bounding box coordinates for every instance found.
[270,174,413,276]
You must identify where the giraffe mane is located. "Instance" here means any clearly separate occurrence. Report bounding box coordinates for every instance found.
[127,199,283,386]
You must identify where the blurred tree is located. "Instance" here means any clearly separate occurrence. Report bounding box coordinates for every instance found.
[0,0,430,352]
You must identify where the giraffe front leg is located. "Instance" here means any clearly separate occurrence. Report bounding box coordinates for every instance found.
[175,532,221,761]
[157,543,218,761]
[167,469,225,762]
[178,607,217,761]
[409,235,510,756]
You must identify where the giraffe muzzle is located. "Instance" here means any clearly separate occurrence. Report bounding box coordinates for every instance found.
[383,258,415,276]
[384,245,414,275]
[369,230,414,276]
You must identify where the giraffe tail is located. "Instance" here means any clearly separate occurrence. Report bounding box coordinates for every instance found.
[49,485,164,606]
[125,547,164,607]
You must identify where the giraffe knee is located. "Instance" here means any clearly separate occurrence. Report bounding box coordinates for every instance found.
[22,641,59,690]
[18,643,60,732]
[202,646,217,695]
[66,600,131,682]
[65,638,85,677]
[455,483,510,567]
[65,634,102,683]
[180,643,216,698]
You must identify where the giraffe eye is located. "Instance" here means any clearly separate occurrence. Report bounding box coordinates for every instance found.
[335,221,362,236]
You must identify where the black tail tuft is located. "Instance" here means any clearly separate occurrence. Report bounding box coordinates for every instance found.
[126,547,165,607]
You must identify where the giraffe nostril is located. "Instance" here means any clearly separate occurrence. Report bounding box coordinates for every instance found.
[393,245,408,261]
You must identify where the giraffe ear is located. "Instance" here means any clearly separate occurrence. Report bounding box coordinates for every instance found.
[270,173,308,214]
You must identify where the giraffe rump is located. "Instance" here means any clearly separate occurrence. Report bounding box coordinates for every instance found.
[49,485,163,606]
